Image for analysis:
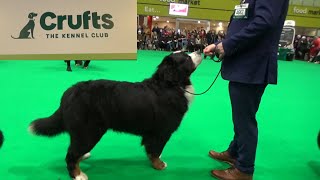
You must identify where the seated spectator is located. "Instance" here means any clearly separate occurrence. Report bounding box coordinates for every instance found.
[152,23,161,36]
[195,35,203,52]
[152,32,159,50]
[188,35,196,52]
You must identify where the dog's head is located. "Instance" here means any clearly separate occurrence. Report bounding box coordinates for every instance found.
[28,12,38,19]
[154,51,202,85]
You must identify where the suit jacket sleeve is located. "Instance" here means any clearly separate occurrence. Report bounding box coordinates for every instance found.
[222,0,288,56]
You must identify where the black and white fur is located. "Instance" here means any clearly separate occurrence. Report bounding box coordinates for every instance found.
[28,51,202,180]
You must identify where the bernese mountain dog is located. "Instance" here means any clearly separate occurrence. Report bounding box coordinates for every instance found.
[29,51,203,180]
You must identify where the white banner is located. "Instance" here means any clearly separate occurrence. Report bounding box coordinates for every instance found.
[0,0,137,60]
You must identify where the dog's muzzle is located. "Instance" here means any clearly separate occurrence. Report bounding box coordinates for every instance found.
[189,51,203,68]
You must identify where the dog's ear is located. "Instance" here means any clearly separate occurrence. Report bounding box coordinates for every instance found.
[159,55,179,83]
[159,55,174,66]
[163,67,179,83]
[28,13,37,19]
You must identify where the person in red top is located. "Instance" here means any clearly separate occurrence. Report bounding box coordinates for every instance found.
[309,36,320,63]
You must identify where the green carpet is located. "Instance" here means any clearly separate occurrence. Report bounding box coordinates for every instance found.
[0,50,319,180]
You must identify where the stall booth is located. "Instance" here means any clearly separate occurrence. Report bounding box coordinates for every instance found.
[278,20,296,61]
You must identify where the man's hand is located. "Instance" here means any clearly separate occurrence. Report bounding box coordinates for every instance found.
[216,42,225,59]
[204,44,216,56]
[204,43,225,59]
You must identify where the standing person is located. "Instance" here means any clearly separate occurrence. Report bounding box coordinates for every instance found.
[299,36,309,61]
[195,35,203,52]
[152,23,161,36]
[204,0,290,179]
[294,35,302,59]
[64,60,91,72]
[204,30,214,59]
[216,31,225,43]
[83,60,91,69]
[309,36,320,63]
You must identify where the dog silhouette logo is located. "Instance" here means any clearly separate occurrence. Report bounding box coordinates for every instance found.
[11,12,38,39]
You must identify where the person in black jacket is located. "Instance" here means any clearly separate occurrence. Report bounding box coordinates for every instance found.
[204,0,290,179]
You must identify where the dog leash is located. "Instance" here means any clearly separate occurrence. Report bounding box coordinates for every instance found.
[183,55,222,96]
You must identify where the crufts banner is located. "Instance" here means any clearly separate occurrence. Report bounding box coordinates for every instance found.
[0,0,137,60]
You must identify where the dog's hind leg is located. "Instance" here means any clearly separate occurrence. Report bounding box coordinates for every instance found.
[65,128,106,180]
[142,133,172,170]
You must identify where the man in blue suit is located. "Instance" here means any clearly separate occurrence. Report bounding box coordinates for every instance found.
[204,0,289,179]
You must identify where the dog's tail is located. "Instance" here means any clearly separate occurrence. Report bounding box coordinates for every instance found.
[0,130,3,148]
[11,35,18,39]
[29,108,65,137]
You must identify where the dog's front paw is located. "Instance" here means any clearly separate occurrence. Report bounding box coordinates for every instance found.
[151,159,167,170]
[81,152,91,161]
[73,171,88,180]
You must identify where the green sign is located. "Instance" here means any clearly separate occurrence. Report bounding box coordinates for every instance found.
[11,11,115,40]
[288,5,320,17]
[138,0,320,28]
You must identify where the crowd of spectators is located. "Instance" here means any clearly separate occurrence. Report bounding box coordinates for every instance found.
[137,24,320,63]
[137,23,225,59]
[294,35,320,64]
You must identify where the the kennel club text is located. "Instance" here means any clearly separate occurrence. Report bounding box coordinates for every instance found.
[46,33,109,39]
[41,11,114,39]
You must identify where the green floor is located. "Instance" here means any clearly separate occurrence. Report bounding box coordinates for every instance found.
[0,50,319,180]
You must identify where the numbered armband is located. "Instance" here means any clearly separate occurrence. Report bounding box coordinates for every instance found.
[233,3,249,19]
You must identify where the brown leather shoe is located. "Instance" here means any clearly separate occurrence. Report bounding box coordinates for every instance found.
[209,150,236,166]
[211,167,253,180]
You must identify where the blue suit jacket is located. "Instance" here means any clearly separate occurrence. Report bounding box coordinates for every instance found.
[221,0,289,85]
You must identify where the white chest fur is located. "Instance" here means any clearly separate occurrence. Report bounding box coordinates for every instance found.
[184,85,195,105]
